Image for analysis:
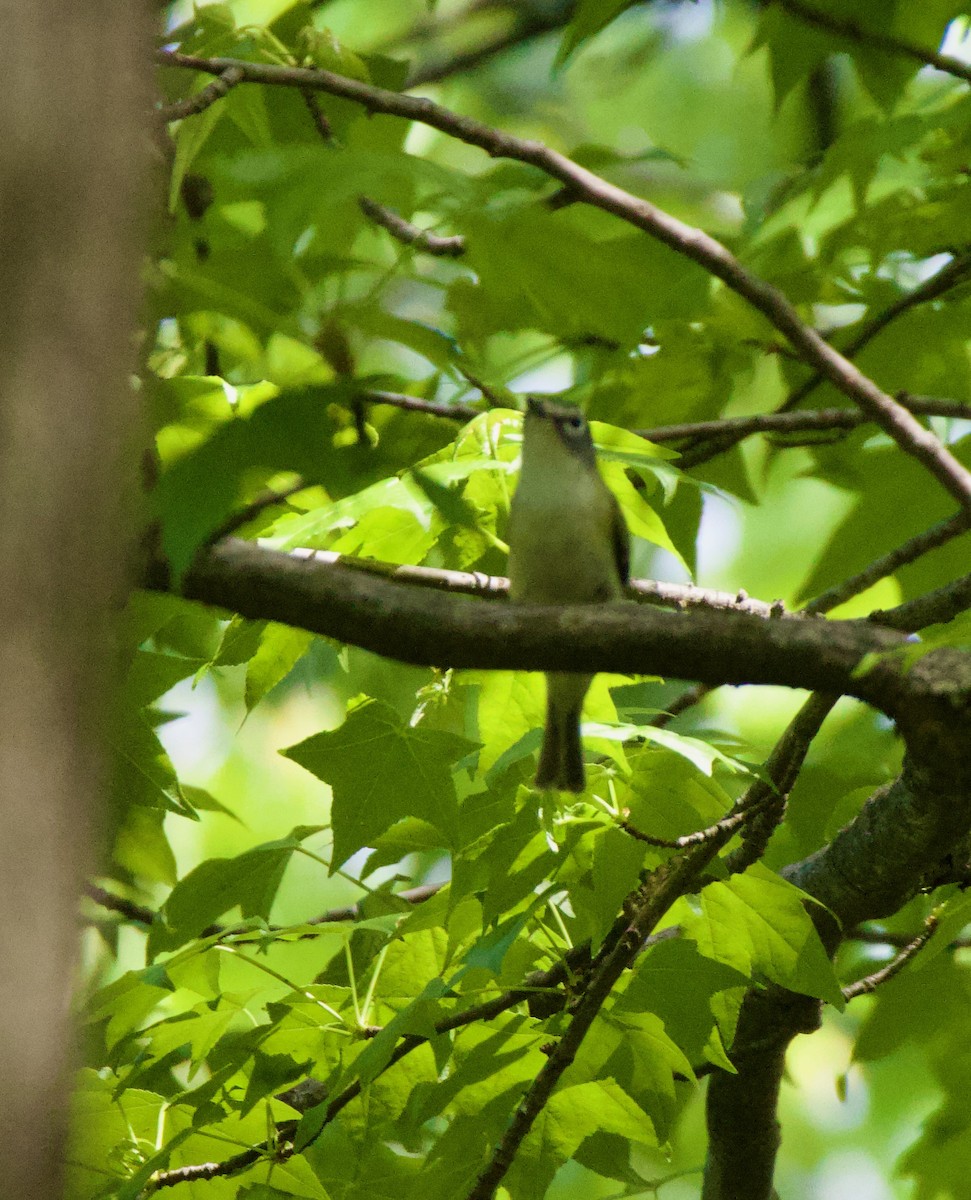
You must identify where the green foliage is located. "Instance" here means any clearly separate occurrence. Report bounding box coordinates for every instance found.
[79,1,971,1198]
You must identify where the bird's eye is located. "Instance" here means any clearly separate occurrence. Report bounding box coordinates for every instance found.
[567,415,584,430]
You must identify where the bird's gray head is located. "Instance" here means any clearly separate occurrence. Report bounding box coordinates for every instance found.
[524,396,597,467]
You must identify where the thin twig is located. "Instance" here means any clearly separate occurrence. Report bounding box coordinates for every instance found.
[84,883,156,927]
[676,251,971,469]
[358,196,466,256]
[778,254,971,415]
[292,548,797,618]
[620,807,751,850]
[156,64,245,123]
[84,881,444,937]
[358,387,481,420]
[143,941,596,1193]
[640,396,971,446]
[300,87,334,141]
[723,693,839,875]
[776,0,971,88]
[802,512,971,615]
[849,923,971,950]
[872,571,971,631]
[648,683,715,728]
[155,48,971,509]
[405,4,571,87]
[842,914,941,1001]
[206,481,309,544]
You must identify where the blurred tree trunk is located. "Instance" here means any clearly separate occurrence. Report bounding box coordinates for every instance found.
[0,5,148,1195]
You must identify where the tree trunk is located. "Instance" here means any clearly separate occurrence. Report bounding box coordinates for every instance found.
[0,5,148,1195]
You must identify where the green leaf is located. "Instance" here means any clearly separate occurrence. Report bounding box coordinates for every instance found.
[555,0,641,69]
[108,708,195,818]
[150,836,302,952]
[457,204,710,348]
[619,936,749,1071]
[685,864,843,1006]
[245,622,315,709]
[283,700,475,868]
[516,1078,658,1197]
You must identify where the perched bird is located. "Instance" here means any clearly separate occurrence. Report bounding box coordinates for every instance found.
[507,397,629,791]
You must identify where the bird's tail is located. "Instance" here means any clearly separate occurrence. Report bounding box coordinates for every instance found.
[536,674,590,793]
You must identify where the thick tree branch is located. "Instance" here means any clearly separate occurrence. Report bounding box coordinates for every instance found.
[155,49,971,509]
[705,747,971,1199]
[150,538,917,712]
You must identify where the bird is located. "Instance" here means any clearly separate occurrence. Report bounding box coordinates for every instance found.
[507,396,629,791]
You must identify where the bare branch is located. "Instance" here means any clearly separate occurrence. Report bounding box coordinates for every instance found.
[461,694,832,1200]
[155,48,971,509]
[206,480,308,544]
[776,0,971,88]
[151,538,913,712]
[723,693,839,875]
[777,253,971,415]
[156,65,245,123]
[641,396,971,447]
[802,512,971,616]
[85,880,445,937]
[300,87,334,141]
[144,939,598,1193]
[358,196,466,257]
[358,387,481,421]
[842,914,942,1001]
[406,4,571,87]
[649,683,716,728]
[620,807,751,850]
[849,923,971,950]
[246,546,799,618]
[84,883,155,927]
[873,571,971,631]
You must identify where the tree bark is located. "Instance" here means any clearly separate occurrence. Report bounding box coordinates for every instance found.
[0,5,148,1195]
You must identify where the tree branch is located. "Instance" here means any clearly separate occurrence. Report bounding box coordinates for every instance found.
[873,570,971,631]
[775,0,971,88]
[802,511,971,615]
[155,48,971,510]
[842,913,940,1001]
[84,880,444,934]
[358,196,466,256]
[705,751,971,1199]
[144,940,598,1193]
[406,4,571,88]
[777,253,971,415]
[358,387,481,421]
[641,395,971,447]
[149,538,915,713]
[156,65,244,123]
[463,684,837,1200]
[290,547,796,617]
